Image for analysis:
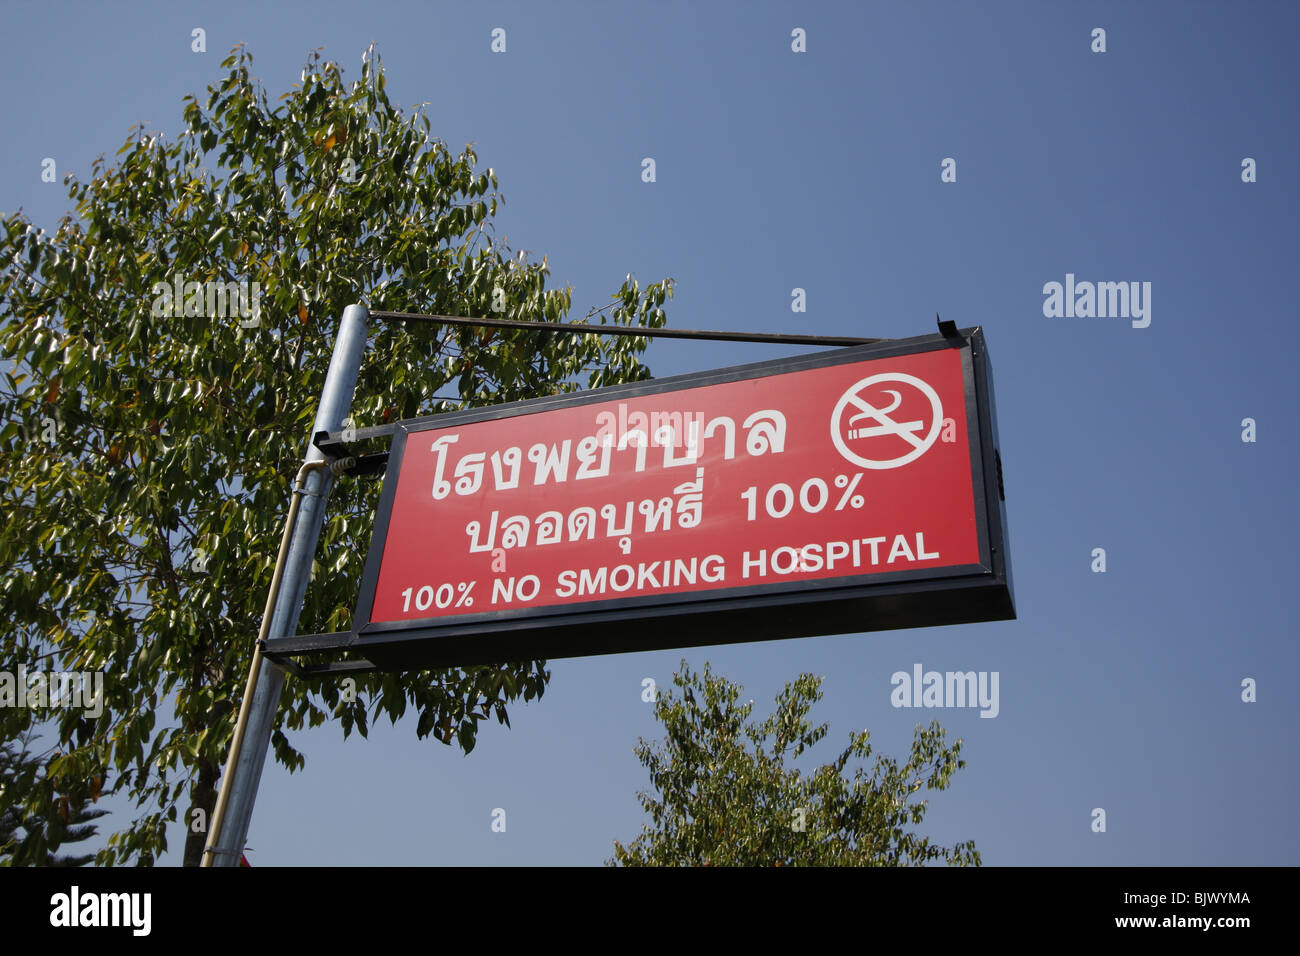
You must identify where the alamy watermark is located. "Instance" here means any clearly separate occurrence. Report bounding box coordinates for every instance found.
[50,886,150,936]
[150,275,261,327]
[593,404,706,450]
[890,663,999,718]
[1,665,104,718]
[1042,273,1151,328]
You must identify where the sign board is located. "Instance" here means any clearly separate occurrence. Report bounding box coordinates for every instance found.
[343,328,1012,669]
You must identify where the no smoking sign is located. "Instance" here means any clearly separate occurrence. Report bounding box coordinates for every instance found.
[287,328,1012,674]
[831,372,944,470]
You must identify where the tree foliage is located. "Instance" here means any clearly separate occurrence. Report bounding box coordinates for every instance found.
[0,44,673,865]
[610,662,981,866]
[1,737,109,866]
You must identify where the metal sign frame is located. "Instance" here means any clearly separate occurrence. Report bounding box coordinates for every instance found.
[263,326,1013,673]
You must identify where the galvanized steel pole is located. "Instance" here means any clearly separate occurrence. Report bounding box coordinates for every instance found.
[205,303,369,866]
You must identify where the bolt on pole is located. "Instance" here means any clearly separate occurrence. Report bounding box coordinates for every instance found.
[205,303,369,866]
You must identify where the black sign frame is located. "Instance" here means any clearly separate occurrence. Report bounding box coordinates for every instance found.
[264,327,1014,673]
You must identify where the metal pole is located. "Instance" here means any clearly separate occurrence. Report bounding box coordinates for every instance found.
[205,303,369,866]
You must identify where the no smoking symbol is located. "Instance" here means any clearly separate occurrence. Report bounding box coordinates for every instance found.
[830,372,943,470]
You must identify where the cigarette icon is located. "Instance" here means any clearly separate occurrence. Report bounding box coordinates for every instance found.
[845,388,926,441]
[848,421,923,440]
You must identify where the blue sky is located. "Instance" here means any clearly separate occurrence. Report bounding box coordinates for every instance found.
[2,0,1297,865]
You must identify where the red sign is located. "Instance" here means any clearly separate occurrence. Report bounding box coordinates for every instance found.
[338,330,1012,669]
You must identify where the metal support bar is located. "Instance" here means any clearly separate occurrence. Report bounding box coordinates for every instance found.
[315,314,933,460]
[204,303,370,866]
[260,630,359,656]
[304,448,388,477]
[371,310,887,347]
[270,656,379,679]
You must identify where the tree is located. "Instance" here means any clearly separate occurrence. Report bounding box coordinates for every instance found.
[0,44,674,865]
[1,738,110,866]
[610,662,981,866]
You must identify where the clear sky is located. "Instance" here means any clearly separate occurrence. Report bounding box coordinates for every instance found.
[2,0,1297,865]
